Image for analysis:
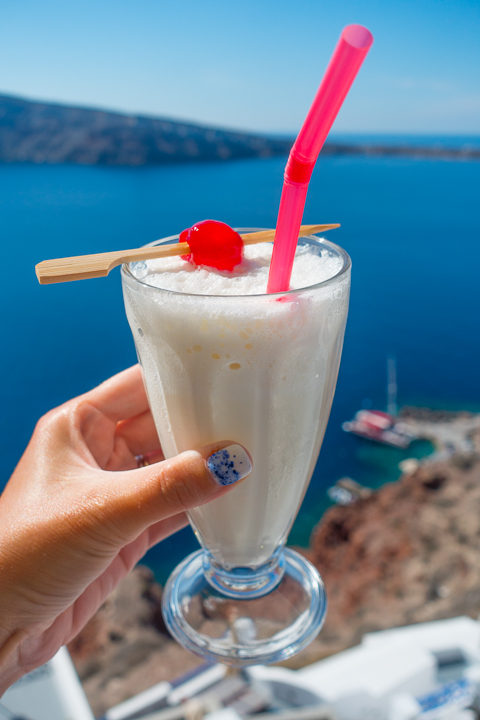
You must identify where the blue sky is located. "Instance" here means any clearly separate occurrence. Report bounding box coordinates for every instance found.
[1,0,479,134]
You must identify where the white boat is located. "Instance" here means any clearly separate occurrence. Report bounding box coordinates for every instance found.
[342,357,417,449]
[342,409,416,448]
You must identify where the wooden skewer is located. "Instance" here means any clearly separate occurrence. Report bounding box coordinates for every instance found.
[35,223,340,285]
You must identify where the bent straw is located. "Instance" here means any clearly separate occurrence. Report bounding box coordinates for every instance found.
[267,25,373,294]
[35,224,339,284]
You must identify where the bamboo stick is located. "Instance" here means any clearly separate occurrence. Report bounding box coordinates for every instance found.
[35,224,340,285]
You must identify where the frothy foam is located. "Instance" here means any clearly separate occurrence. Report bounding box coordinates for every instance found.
[133,241,343,295]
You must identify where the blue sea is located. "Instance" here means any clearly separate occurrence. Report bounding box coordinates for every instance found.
[1,144,480,582]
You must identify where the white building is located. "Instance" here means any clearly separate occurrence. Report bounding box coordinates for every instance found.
[3,616,480,720]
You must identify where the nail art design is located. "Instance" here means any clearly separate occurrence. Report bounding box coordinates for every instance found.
[206,444,252,486]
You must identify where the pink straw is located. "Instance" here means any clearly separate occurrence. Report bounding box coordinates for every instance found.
[267,25,373,294]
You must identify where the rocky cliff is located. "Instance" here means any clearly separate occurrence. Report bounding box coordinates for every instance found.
[295,453,480,667]
[2,95,479,167]
[0,95,292,165]
[69,432,480,714]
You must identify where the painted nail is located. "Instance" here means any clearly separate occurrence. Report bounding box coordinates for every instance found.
[206,444,252,486]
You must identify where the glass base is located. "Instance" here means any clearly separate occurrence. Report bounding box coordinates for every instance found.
[162,548,327,667]
[203,546,286,599]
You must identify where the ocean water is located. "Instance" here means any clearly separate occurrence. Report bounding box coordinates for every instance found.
[1,148,479,581]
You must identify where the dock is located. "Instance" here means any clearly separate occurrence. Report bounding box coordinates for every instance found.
[398,407,480,460]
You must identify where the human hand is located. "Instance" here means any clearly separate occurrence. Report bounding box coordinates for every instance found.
[0,365,251,693]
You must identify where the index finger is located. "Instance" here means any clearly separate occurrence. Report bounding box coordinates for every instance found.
[86,365,150,423]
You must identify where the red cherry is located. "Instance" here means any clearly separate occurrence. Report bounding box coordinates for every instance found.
[180,220,243,271]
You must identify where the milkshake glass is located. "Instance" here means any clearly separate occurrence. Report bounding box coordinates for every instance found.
[121,230,351,665]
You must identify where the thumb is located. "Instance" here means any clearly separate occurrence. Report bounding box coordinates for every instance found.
[107,442,252,536]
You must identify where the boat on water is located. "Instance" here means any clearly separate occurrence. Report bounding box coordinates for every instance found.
[327,477,373,505]
[342,409,416,448]
[342,357,417,449]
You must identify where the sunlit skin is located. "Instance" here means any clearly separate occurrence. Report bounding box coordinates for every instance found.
[0,365,248,695]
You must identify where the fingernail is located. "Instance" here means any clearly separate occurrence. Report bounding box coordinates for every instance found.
[206,444,252,486]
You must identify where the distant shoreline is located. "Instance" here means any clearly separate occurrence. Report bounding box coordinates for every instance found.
[1,94,479,166]
[321,142,480,162]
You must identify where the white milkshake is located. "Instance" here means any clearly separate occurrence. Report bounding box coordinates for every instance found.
[122,235,350,568]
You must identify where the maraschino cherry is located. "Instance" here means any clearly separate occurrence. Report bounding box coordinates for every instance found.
[180,220,243,271]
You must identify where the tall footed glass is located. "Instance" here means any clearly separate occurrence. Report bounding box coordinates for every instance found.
[121,231,351,666]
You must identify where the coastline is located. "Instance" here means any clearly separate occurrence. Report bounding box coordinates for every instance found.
[321,142,480,162]
[68,405,480,714]
[1,94,479,166]
[141,407,477,583]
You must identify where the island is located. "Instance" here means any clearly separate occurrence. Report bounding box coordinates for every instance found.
[1,95,478,166]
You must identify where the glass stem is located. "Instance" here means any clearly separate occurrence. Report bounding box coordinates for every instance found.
[203,546,286,599]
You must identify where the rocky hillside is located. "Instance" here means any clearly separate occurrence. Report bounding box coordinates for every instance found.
[0,95,292,165]
[69,427,480,714]
[295,453,480,667]
[2,95,478,167]
[68,566,203,715]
